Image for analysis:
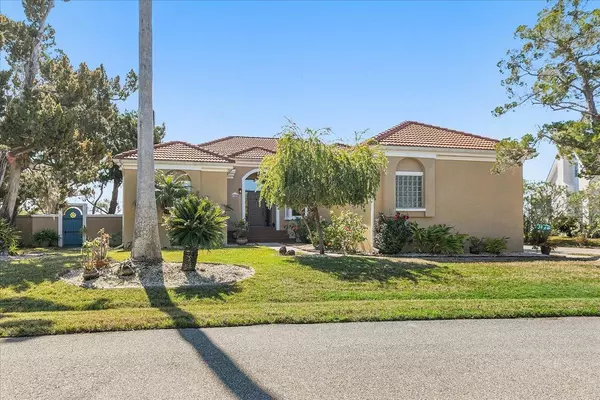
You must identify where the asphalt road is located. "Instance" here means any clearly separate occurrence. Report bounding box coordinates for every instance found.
[1,318,599,399]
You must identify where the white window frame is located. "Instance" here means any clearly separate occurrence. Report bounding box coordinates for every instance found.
[284,207,306,220]
[395,171,425,212]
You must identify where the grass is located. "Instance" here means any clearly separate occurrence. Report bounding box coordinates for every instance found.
[547,236,600,248]
[1,247,599,336]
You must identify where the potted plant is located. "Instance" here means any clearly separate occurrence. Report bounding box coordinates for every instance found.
[530,224,554,255]
[468,236,484,254]
[163,195,228,271]
[81,241,100,280]
[233,220,249,245]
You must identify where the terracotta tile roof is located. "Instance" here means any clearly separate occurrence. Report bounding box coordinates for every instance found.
[229,146,275,159]
[198,136,278,159]
[371,121,499,150]
[114,141,232,163]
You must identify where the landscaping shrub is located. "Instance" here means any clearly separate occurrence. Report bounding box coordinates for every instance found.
[374,212,412,254]
[310,219,331,248]
[81,229,112,275]
[32,229,59,247]
[468,236,484,254]
[483,237,509,255]
[529,224,552,248]
[411,223,467,255]
[552,215,580,237]
[163,195,228,270]
[0,218,19,255]
[322,210,366,254]
[297,216,316,243]
[284,216,315,244]
[108,232,122,247]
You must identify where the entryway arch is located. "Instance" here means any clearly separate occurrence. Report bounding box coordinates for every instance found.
[241,169,280,229]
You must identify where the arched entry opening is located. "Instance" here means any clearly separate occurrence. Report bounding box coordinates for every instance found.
[241,169,279,229]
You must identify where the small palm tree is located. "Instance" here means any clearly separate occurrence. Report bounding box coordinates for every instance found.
[155,171,190,213]
[163,195,228,271]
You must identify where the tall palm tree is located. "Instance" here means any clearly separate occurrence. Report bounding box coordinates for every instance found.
[131,0,161,261]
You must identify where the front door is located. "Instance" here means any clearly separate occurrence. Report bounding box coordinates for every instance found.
[246,191,267,226]
[63,207,83,246]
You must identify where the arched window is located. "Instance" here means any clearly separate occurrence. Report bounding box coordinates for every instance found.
[167,170,192,192]
[395,158,424,210]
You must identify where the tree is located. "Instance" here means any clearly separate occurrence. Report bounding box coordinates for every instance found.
[0,2,137,223]
[154,170,190,212]
[0,0,56,222]
[131,0,161,261]
[94,110,165,214]
[493,0,600,177]
[258,123,387,254]
[523,181,569,241]
[567,181,600,237]
[163,195,228,271]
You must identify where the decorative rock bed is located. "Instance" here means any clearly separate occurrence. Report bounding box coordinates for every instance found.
[0,252,45,262]
[60,261,254,289]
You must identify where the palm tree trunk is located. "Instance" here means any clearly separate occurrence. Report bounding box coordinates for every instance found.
[182,248,198,271]
[131,0,161,262]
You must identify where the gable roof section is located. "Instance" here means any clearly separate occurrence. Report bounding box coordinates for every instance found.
[198,136,278,159]
[372,121,498,150]
[229,146,275,159]
[114,141,232,163]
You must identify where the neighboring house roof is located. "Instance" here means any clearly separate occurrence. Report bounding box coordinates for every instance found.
[198,136,278,159]
[114,141,232,163]
[371,121,499,150]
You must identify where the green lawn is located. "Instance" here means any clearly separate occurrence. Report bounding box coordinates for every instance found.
[547,236,600,248]
[1,247,599,336]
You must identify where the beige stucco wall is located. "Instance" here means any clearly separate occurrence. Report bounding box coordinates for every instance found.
[122,168,229,247]
[32,215,59,235]
[375,157,523,251]
[15,215,123,246]
[87,216,122,239]
[121,154,523,251]
[15,216,33,246]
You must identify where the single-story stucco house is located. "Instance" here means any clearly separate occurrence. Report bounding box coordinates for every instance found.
[114,121,524,251]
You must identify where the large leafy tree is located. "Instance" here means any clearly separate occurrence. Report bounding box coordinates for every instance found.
[493,0,600,177]
[132,0,162,261]
[90,110,165,215]
[0,1,137,223]
[258,123,387,254]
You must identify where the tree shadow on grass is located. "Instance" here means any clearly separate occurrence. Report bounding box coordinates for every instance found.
[423,255,600,264]
[172,284,243,301]
[293,255,457,284]
[0,317,54,338]
[0,254,81,292]
[142,261,275,399]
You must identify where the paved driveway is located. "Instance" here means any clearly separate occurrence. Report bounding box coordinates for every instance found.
[523,245,600,257]
[1,318,599,399]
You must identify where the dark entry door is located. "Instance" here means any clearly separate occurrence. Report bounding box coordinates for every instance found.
[63,207,83,246]
[246,191,267,226]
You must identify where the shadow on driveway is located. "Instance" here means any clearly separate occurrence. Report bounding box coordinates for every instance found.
[142,260,275,400]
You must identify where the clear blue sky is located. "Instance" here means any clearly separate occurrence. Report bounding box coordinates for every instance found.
[2,0,569,183]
